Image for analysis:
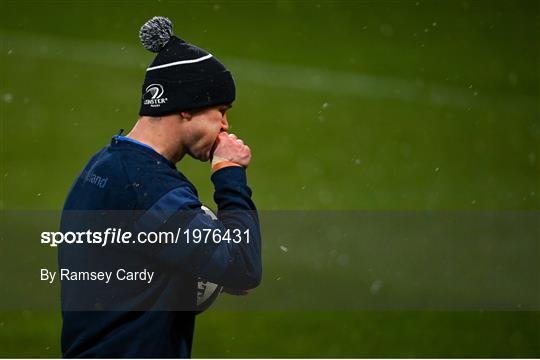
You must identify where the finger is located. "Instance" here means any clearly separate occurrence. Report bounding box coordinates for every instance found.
[228,133,238,140]
[236,139,244,145]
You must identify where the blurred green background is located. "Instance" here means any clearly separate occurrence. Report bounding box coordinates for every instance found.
[1,0,538,357]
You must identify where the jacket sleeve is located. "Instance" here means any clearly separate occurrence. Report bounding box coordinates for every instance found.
[205,166,262,289]
[133,167,262,290]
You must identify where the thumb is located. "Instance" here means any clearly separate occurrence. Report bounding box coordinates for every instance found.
[210,132,226,160]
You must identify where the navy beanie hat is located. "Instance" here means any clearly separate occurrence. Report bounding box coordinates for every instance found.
[138,16,236,116]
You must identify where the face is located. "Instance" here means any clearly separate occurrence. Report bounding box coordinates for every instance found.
[183,104,231,161]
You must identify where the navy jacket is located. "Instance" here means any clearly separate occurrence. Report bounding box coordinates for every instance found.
[59,135,262,358]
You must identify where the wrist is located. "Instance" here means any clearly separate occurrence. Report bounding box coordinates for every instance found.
[211,158,242,172]
[211,155,228,169]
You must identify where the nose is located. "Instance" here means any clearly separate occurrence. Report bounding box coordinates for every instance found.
[221,116,229,132]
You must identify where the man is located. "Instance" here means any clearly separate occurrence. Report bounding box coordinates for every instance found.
[59,16,262,358]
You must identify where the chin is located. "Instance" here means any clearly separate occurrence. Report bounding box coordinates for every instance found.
[200,152,210,162]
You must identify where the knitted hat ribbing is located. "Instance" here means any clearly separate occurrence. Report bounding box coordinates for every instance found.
[138,16,236,116]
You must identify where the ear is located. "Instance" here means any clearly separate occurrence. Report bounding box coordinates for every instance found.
[180,111,192,120]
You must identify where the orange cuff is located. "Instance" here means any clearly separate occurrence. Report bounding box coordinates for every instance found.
[212,161,242,173]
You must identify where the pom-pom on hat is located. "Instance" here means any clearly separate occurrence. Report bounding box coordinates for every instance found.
[138,16,236,116]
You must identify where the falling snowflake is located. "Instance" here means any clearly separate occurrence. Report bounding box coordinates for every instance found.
[370,279,383,295]
[3,93,13,103]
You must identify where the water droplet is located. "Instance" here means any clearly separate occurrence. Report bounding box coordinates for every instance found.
[280,245,288,253]
[370,279,383,294]
[432,22,437,27]
[471,199,477,205]
[7,49,13,55]
[354,159,361,165]
[434,167,440,172]
[3,93,13,103]
[36,193,42,197]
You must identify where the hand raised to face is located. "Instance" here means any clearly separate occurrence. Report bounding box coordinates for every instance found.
[211,132,251,168]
